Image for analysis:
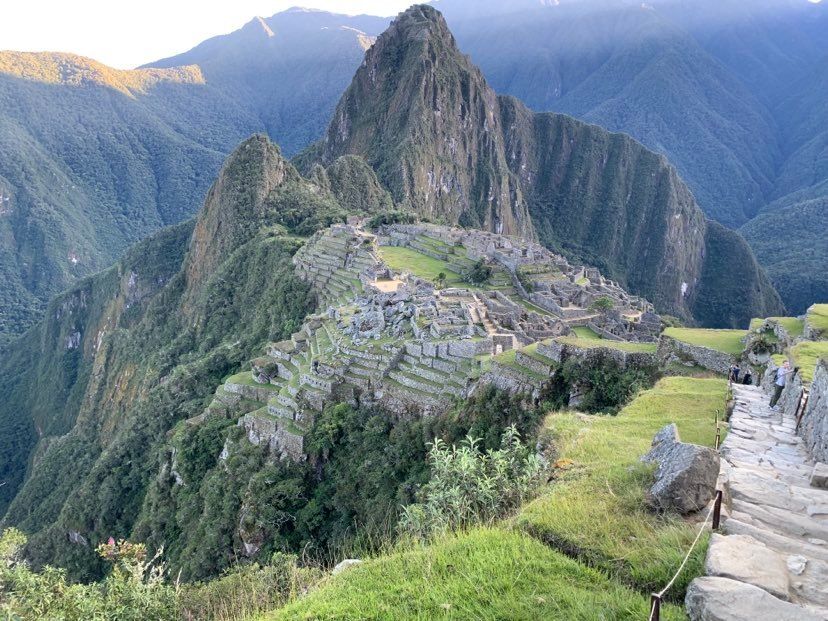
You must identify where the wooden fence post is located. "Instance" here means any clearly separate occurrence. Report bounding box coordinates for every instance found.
[649,593,661,621]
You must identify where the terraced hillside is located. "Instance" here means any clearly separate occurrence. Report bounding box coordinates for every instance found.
[203,221,662,460]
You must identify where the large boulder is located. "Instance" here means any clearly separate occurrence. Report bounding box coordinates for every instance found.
[643,423,720,514]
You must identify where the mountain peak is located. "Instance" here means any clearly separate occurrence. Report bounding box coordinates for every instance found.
[182,135,294,304]
[315,5,534,239]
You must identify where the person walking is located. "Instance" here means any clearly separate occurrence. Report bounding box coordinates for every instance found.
[770,360,795,409]
[729,363,741,383]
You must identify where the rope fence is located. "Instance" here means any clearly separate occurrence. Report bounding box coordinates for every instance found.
[646,380,730,620]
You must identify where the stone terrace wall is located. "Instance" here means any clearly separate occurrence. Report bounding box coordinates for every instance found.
[657,336,733,375]
[797,359,828,462]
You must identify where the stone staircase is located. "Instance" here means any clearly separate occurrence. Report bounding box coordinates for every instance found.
[686,383,828,621]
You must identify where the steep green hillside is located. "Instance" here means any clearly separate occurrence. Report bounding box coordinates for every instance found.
[741,197,828,315]
[0,11,388,343]
[0,54,251,344]
[307,5,782,326]
[441,0,828,311]
[446,2,779,228]
[0,136,393,580]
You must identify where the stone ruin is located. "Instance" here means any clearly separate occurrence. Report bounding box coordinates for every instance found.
[197,221,662,462]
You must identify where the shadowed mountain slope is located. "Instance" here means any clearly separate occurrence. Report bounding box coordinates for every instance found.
[304,4,782,326]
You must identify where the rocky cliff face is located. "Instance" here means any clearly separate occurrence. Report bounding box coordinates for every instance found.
[307,4,782,326]
[310,4,534,239]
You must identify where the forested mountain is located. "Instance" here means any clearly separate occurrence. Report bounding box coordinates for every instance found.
[436,0,828,313]
[0,12,387,344]
[0,135,392,579]
[144,9,389,156]
[0,0,824,343]
[302,5,782,327]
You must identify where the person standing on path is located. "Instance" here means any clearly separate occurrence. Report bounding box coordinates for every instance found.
[770,360,796,409]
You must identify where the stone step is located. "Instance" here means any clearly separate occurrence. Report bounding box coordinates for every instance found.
[724,517,828,563]
[730,499,828,542]
[685,576,824,621]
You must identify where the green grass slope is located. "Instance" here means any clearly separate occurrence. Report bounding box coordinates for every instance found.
[265,528,685,621]
[517,377,726,597]
[662,328,747,355]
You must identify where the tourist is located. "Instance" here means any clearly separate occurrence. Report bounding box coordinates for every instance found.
[742,369,752,385]
[729,363,740,383]
[770,361,795,409]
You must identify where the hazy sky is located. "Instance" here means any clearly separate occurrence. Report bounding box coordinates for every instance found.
[0,1,415,69]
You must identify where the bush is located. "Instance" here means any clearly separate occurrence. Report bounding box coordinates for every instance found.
[180,552,322,621]
[463,259,492,285]
[366,210,417,229]
[0,530,178,620]
[542,352,659,414]
[399,426,545,539]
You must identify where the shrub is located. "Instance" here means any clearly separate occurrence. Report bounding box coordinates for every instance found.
[366,210,417,229]
[463,259,492,285]
[399,426,545,539]
[0,530,178,620]
[542,352,659,414]
[180,552,322,621]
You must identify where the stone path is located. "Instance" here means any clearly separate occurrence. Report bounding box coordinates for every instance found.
[686,383,828,621]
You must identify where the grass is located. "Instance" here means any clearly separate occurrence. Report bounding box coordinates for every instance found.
[263,528,685,620]
[517,377,727,599]
[378,246,464,286]
[749,316,804,338]
[492,348,548,382]
[572,326,601,340]
[806,304,828,338]
[555,336,657,354]
[662,327,746,356]
[789,340,828,385]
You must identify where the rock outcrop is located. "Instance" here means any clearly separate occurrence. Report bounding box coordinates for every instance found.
[643,423,720,514]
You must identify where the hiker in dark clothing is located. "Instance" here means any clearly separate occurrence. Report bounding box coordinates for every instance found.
[742,369,752,385]
[729,364,741,383]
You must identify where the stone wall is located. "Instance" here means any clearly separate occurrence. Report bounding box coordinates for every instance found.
[797,360,828,462]
[539,339,657,370]
[657,336,733,375]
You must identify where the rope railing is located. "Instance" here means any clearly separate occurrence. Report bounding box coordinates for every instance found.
[648,500,717,621]
[647,380,729,620]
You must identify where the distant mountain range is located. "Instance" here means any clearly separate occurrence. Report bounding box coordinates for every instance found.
[0,0,825,345]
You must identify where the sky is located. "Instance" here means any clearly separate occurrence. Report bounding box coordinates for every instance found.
[0,1,415,69]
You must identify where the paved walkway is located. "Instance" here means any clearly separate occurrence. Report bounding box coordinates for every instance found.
[686,383,828,620]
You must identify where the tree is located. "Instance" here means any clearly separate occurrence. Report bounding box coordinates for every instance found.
[590,296,614,312]
[464,260,492,285]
